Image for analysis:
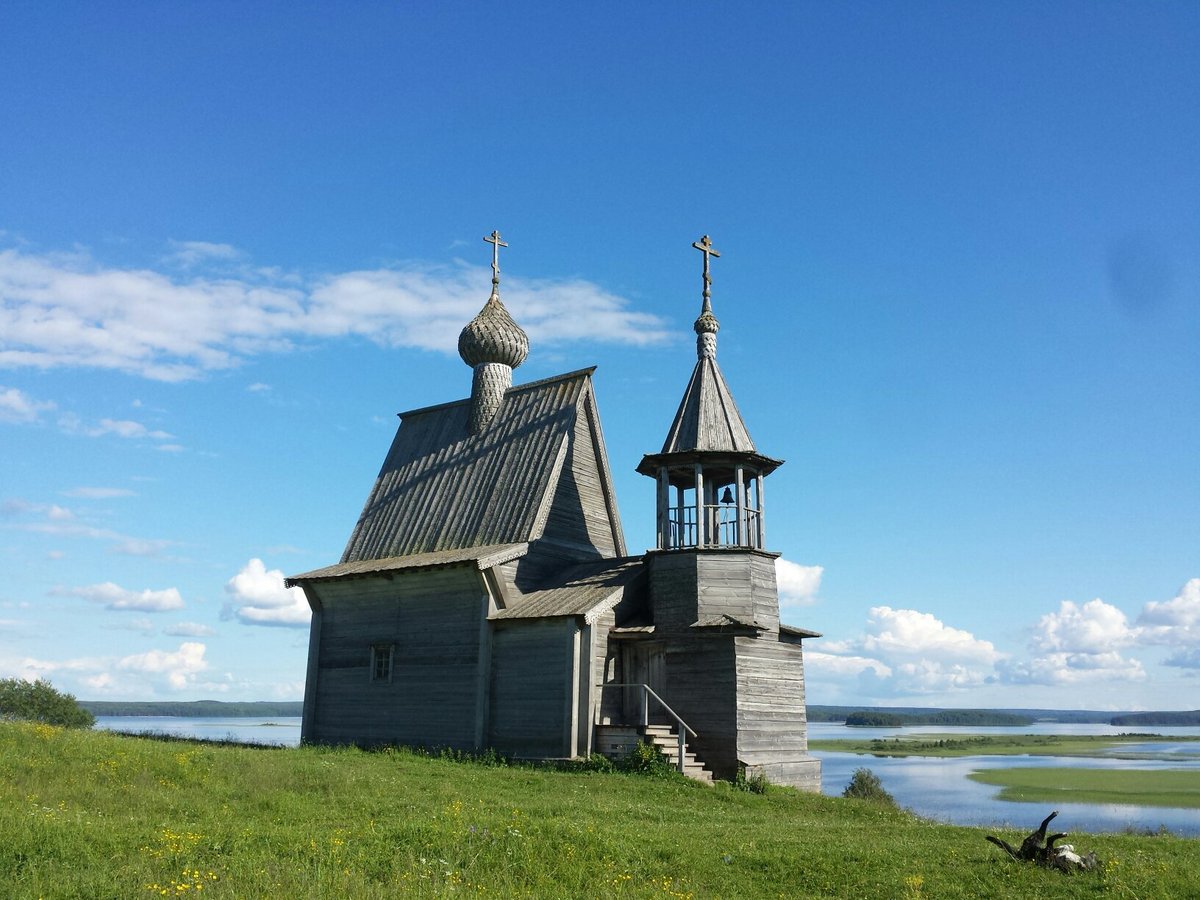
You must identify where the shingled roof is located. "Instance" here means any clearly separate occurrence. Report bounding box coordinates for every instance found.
[659,355,755,454]
[340,368,618,563]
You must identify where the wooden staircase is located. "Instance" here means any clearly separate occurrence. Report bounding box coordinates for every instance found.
[594,724,714,784]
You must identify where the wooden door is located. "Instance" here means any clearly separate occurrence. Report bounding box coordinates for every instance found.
[622,641,667,725]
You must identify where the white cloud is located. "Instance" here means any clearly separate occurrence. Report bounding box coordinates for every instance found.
[998,651,1146,685]
[998,596,1146,686]
[165,240,241,268]
[814,606,1003,697]
[62,581,185,612]
[223,558,311,628]
[0,246,672,382]
[62,486,136,499]
[0,385,55,423]
[4,501,176,557]
[1032,598,1135,654]
[58,413,174,442]
[165,621,216,637]
[1164,648,1200,669]
[839,606,1002,666]
[805,650,892,679]
[111,538,175,557]
[1137,578,1200,647]
[116,641,209,690]
[776,559,823,610]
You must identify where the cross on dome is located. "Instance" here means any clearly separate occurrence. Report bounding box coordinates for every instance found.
[484,230,508,294]
[692,234,720,314]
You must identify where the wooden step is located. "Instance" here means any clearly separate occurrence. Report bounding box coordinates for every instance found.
[594,723,715,784]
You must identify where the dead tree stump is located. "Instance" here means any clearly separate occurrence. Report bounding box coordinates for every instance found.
[986,811,1099,873]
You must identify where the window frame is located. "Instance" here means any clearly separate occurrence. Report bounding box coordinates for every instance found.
[370,643,394,684]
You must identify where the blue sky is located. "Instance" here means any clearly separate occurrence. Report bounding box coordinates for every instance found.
[2,3,1197,710]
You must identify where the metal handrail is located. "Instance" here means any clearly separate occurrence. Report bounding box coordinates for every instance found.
[599,682,696,773]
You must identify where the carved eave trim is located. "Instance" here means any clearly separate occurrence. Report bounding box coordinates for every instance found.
[636,449,784,479]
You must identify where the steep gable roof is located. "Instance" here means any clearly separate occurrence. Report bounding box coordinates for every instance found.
[340,368,620,563]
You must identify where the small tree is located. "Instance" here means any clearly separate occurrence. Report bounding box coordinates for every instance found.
[0,678,95,728]
[842,767,897,807]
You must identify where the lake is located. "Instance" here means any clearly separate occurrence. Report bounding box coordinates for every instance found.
[94,716,1200,837]
[94,715,302,747]
[810,722,1200,837]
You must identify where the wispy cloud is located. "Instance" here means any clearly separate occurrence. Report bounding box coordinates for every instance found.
[62,486,136,499]
[0,385,55,423]
[163,240,241,268]
[58,412,174,442]
[165,621,216,637]
[3,501,176,557]
[0,245,673,382]
[57,581,185,612]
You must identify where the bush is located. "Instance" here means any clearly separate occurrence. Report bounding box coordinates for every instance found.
[616,740,680,779]
[0,678,95,728]
[842,767,897,807]
[733,765,770,794]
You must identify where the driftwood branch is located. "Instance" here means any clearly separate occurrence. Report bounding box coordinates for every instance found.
[986,811,1099,873]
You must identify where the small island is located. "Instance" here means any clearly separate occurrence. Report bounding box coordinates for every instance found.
[842,709,1033,727]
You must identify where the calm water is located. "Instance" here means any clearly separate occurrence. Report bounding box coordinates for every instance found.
[94,716,1200,836]
[94,715,301,746]
[810,722,1200,837]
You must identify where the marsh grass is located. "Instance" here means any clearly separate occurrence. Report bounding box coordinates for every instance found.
[809,732,1200,761]
[968,767,1200,809]
[3,722,1199,898]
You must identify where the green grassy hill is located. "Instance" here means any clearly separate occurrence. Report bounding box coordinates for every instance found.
[3,722,1196,898]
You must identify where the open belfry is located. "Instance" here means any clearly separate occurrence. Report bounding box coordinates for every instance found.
[287,233,821,789]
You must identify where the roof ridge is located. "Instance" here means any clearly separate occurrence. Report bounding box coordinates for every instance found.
[398,366,597,419]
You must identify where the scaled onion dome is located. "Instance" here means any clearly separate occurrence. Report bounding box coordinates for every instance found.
[458,294,529,370]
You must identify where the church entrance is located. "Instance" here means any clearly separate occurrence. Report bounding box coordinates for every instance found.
[621,641,668,725]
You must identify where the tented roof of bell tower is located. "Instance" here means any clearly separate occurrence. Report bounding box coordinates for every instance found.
[659,355,756,454]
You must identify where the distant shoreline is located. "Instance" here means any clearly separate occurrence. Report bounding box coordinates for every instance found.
[83,700,303,718]
[80,700,1198,725]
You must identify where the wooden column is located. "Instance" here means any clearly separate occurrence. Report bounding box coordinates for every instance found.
[694,464,705,547]
[676,485,686,547]
[656,468,670,549]
[734,464,746,547]
[756,472,766,548]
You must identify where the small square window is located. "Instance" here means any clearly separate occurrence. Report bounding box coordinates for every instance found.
[370,644,393,683]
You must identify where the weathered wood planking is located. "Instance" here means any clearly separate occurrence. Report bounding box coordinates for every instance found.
[488,618,576,757]
[733,636,821,790]
[302,566,484,748]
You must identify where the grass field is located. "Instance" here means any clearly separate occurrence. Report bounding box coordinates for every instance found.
[808,733,1200,760]
[3,722,1199,898]
[968,768,1200,809]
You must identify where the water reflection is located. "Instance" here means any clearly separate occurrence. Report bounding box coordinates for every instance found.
[95,716,301,747]
[810,723,1200,836]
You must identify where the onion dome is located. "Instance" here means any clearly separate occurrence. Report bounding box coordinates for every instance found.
[458,294,529,370]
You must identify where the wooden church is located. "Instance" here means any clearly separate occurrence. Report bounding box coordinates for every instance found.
[287,233,822,790]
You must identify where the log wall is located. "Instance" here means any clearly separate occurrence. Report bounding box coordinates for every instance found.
[734,636,821,791]
[303,566,485,749]
[488,618,577,757]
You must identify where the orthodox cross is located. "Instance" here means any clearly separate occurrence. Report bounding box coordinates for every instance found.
[484,230,508,290]
[692,234,720,310]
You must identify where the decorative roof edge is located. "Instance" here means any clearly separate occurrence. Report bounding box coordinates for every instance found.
[780,623,822,642]
[286,541,529,587]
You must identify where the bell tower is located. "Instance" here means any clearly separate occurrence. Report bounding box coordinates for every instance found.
[636,235,783,554]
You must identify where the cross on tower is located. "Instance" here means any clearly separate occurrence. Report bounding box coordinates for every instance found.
[692,234,720,309]
[484,230,508,289]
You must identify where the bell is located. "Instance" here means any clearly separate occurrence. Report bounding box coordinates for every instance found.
[720,487,735,505]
